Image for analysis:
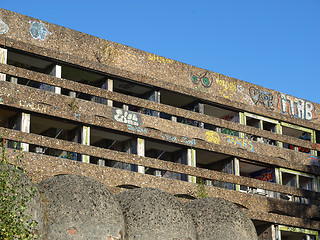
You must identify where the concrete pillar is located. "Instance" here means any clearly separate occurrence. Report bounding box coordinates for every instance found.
[0,47,7,81]
[10,113,30,152]
[10,77,18,84]
[256,223,276,240]
[187,148,196,183]
[107,79,113,107]
[98,159,105,166]
[137,138,145,174]
[50,65,62,94]
[81,126,90,163]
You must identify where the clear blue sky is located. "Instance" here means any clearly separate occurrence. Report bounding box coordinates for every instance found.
[2,0,320,103]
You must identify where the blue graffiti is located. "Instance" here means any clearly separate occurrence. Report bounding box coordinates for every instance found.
[0,19,8,34]
[75,113,81,120]
[30,22,51,40]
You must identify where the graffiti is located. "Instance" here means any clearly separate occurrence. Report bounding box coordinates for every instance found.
[226,135,254,152]
[0,19,8,34]
[250,168,275,182]
[74,113,81,120]
[249,87,275,110]
[206,131,220,144]
[297,133,311,153]
[221,115,239,137]
[148,53,173,64]
[112,108,141,126]
[310,155,320,166]
[278,93,316,121]
[29,21,51,40]
[191,71,213,88]
[162,133,196,146]
[216,74,237,99]
[127,124,148,134]
[237,85,254,105]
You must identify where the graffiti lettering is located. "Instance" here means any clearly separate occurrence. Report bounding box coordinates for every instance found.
[310,155,320,166]
[237,85,254,105]
[216,75,237,99]
[191,71,213,88]
[162,133,196,146]
[226,136,254,152]
[249,87,275,110]
[127,124,148,134]
[278,93,316,121]
[148,53,173,64]
[0,19,8,34]
[29,21,51,40]
[112,108,141,126]
[206,131,220,144]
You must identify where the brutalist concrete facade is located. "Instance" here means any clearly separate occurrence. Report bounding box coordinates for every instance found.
[0,8,319,239]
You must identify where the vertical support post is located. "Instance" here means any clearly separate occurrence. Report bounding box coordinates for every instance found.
[0,47,7,81]
[187,148,196,183]
[234,158,240,191]
[107,79,113,107]
[198,102,204,128]
[20,113,30,152]
[98,159,105,166]
[81,126,90,163]
[137,138,145,174]
[239,112,245,138]
[50,65,62,94]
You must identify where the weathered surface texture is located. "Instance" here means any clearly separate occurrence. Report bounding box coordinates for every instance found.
[38,174,125,240]
[185,198,258,240]
[116,188,197,240]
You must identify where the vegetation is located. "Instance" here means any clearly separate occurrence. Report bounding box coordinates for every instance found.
[0,137,38,239]
[196,178,209,198]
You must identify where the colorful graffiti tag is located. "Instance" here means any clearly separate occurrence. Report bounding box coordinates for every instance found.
[127,124,148,134]
[206,131,220,144]
[29,21,51,40]
[148,53,173,64]
[226,135,254,152]
[191,71,213,88]
[112,108,141,126]
[216,75,237,99]
[162,133,196,146]
[249,87,275,110]
[0,19,8,34]
[310,155,320,167]
[278,93,316,121]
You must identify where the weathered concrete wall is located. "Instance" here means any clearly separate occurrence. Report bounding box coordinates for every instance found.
[0,8,319,130]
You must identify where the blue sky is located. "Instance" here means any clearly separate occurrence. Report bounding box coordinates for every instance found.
[2,0,320,103]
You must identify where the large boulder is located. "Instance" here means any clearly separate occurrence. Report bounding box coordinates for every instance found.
[185,198,258,240]
[116,188,197,240]
[38,174,125,240]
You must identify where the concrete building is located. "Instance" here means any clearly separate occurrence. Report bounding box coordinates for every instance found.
[0,8,319,239]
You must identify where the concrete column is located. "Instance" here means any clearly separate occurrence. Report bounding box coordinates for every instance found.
[50,65,62,94]
[137,138,145,174]
[81,126,90,163]
[234,158,241,191]
[0,47,7,81]
[187,148,196,183]
[10,77,18,84]
[98,159,105,166]
[107,79,113,107]
[123,104,129,110]
[11,113,30,152]
[256,223,276,240]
